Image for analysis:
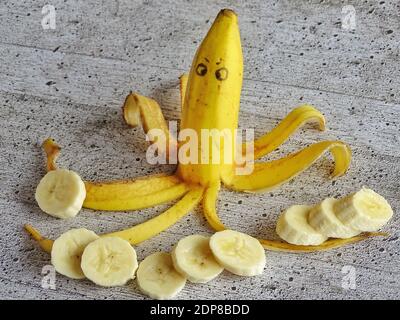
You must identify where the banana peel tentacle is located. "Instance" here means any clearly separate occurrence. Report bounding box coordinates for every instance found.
[244,105,325,160]
[203,182,225,231]
[224,140,351,192]
[25,186,204,253]
[259,234,388,252]
[24,224,54,253]
[123,93,177,160]
[42,138,61,172]
[105,186,204,244]
[84,182,190,211]
[202,182,386,252]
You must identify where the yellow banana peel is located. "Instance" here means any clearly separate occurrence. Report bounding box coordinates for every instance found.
[247,105,326,160]
[27,9,378,255]
[123,93,177,159]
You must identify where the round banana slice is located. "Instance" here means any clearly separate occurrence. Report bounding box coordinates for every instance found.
[209,230,266,276]
[81,237,138,287]
[276,205,327,245]
[334,187,393,232]
[35,169,86,219]
[137,252,186,300]
[51,228,99,279]
[171,235,223,283]
[308,198,360,239]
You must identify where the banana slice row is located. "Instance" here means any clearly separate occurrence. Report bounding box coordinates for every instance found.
[138,230,265,299]
[50,228,265,299]
[276,187,393,245]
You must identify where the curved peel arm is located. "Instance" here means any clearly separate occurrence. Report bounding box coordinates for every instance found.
[123,93,177,160]
[106,186,204,244]
[42,138,61,171]
[225,140,351,192]
[244,105,325,160]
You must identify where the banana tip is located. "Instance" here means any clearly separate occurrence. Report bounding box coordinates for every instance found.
[219,8,237,19]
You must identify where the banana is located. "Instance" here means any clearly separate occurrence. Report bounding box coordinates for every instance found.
[177,9,243,186]
[334,187,393,232]
[308,198,360,239]
[209,230,266,276]
[35,169,86,219]
[276,205,327,245]
[171,234,223,283]
[137,252,186,300]
[51,228,99,279]
[81,237,138,287]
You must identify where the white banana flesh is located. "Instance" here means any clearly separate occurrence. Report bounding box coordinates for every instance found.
[35,169,86,219]
[209,230,266,276]
[171,235,223,283]
[81,237,138,287]
[276,205,328,245]
[308,198,360,238]
[137,252,186,300]
[334,187,393,232]
[51,228,99,279]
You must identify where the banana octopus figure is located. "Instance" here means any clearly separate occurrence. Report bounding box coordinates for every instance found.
[27,9,377,253]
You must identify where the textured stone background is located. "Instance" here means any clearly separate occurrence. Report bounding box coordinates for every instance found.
[0,0,399,299]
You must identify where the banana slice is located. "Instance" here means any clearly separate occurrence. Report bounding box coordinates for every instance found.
[308,198,360,239]
[51,228,99,279]
[334,187,393,232]
[35,169,86,219]
[81,237,138,287]
[276,205,327,245]
[137,252,186,300]
[171,235,223,283]
[209,230,266,276]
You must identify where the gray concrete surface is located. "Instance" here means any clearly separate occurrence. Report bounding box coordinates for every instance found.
[0,0,399,299]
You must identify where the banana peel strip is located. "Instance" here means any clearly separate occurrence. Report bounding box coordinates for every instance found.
[203,182,387,252]
[25,186,204,254]
[42,138,61,172]
[84,183,190,211]
[244,105,325,160]
[42,138,187,210]
[105,186,204,244]
[123,93,178,159]
[225,140,351,192]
